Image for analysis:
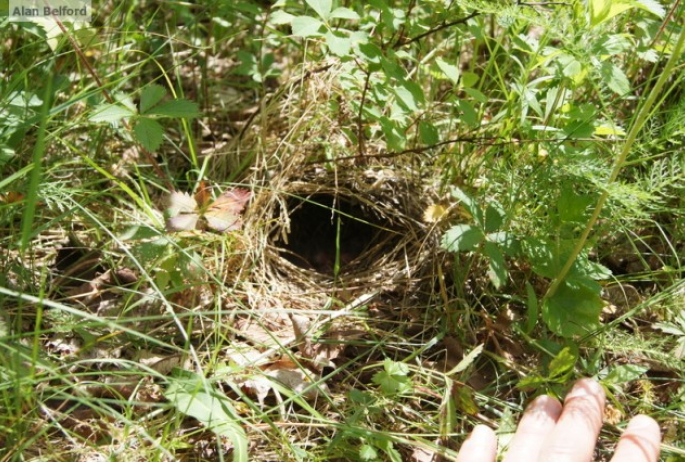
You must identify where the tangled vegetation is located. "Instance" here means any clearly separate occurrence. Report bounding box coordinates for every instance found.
[1,0,684,460]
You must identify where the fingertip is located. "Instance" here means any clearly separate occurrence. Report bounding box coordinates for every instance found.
[456,425,497,462]
[611,415,661,462]
[538,378,606,461]
[566,378,606,403]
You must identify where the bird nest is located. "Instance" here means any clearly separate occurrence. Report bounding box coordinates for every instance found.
[243,166,439,311]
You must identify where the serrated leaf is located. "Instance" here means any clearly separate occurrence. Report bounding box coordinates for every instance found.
[603,364,648,384]
[167,191,198,217]
[270,10,295,25]
[305,0,332,20]
[653,322,685,336]
[359,445,378,460]
[291,15,324,37]
[442,224,484,252]
[205,211,241,232]
[329,7,359,20]
[165,371,248,462]
[542,279,602,337]
[435,57,460,84]
[600,62,631,95]
[517,374,547,390]
[89,103,135,123]
[580,259,612,280]
[203,188,250,233]
[592,34,631,56]
[134,117,164,151]
[372,359,412,396]
[146,99,200,118]
[167,213,199,232]
[548,347,577,380]
[140,84,166,114]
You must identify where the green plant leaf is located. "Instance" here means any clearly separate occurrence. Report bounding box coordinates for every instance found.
[165,370,248,462]
[89,103,135,123]
[484,203,504,232]
[393,82,424,112]
[442,224,484,252]
[356,42,383,64]
[379,116,406,151]
[523,282,539,334]
[457,99,479,127]
[146,99,200,118]
[484,241,507,288]
[419,121,439,145]
[291,15,324,37]
[139,84,166,114]
[557,186,593,223]
[450,187,483,226]
[603,364,648,384]
[447,344,484,375]
[517,374,547,390]
[435,57,460,84]
[270,10,295,25]
[542,279,602,337]
[325,31,353,57]
[305,0,332,20]
[589,0,612,26]
[329,7,359,20]
[592,34,631,56]
[359,445,378,461]
[372,359,412,396]
[600,62,631,95]
[134,117,164,151]
[548,346,577,380]
[634,0,665,17]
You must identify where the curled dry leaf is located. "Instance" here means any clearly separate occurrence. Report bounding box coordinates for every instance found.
[166,187,251,233]
[423,203,448,223]
[242,358,327,405]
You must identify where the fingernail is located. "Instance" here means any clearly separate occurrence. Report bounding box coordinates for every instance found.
[524,395,563,422]
[468,424,492,441]
[566,378,604,399]
[626,415,660,433]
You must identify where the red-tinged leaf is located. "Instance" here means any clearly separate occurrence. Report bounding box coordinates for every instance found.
[205,210,242,233]
[167,213,200,232]
[194,181,211,208]
[167,191,198,217]
[0,191,25,204]
[209,188,251,215]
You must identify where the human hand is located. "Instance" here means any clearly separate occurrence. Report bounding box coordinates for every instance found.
[457,378,661,462]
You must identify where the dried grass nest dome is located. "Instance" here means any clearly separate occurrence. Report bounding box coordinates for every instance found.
[245,167,440,306]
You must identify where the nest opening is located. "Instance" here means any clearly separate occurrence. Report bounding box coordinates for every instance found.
[276,193,396,275]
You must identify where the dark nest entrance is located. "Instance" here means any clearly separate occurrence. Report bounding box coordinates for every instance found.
[278,194,394,275]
